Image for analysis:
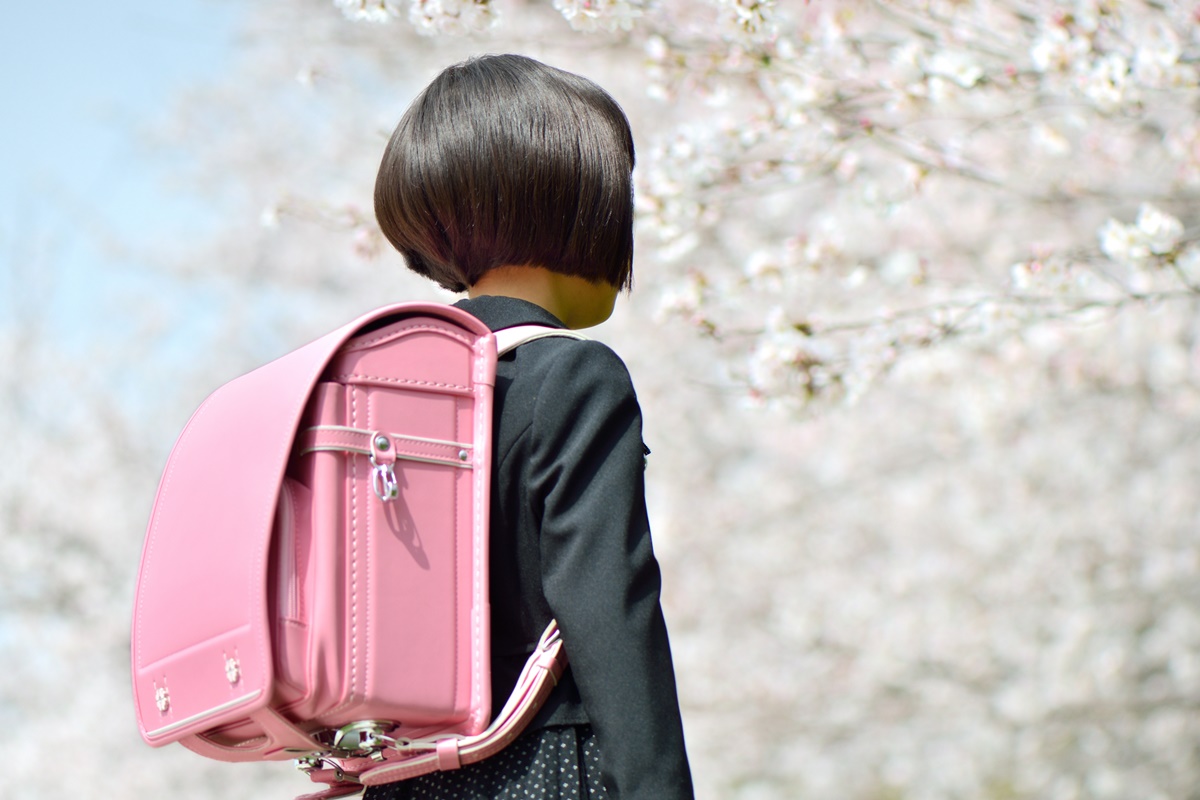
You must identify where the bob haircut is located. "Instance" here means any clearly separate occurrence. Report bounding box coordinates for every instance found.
[374,54,635,293]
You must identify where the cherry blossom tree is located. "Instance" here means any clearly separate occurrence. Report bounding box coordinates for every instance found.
[271,0,1200,409]
[6,1,1199,798]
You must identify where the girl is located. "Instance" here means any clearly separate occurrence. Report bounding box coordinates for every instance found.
[367,54,694,800]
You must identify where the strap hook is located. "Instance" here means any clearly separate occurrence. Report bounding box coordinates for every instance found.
[369,432,399,502]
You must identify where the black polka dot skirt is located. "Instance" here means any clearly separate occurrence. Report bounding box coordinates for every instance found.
[361,724,608,800]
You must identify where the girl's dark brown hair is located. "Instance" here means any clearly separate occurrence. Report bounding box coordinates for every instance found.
[374,54,635,293]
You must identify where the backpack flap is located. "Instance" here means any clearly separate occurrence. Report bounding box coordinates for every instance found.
[131,303,495,753]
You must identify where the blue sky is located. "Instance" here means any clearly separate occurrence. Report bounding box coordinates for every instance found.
[0,0,239,340]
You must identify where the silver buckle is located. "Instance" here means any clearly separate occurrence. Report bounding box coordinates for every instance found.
[370,459,399,502]
[369,432,399,502]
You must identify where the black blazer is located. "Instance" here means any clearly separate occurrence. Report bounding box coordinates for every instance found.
[455,296,694,799]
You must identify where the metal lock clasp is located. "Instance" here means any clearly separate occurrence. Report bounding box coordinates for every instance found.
[328,720,396,756]
[369,433,399,502]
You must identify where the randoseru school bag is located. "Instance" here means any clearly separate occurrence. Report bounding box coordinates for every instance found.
[131,303,574,800]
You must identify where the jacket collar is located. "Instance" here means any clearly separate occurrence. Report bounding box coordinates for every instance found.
[453,296,568,333]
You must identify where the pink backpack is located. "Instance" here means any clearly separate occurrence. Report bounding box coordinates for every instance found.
[132,303,571,799]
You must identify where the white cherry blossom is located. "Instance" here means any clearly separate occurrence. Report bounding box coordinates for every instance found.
[553,0,643,33]
[1081,52,1132,112]
[333,0,401,22]
[1135,203,1185,255]
[408,0,496,35]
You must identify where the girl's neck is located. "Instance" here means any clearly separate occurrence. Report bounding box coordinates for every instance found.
[468,265,618,330]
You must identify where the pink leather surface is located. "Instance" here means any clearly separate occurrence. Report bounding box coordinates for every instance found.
[353,625,566,787]
[132,304,496,755]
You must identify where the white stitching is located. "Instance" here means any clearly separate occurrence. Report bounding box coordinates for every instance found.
[342,322,474,351]
[327,373,470,392]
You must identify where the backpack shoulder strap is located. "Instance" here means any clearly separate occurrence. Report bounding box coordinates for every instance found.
[493,325,587,356]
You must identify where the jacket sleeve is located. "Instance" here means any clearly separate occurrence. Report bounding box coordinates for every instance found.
[529,339,694,800]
